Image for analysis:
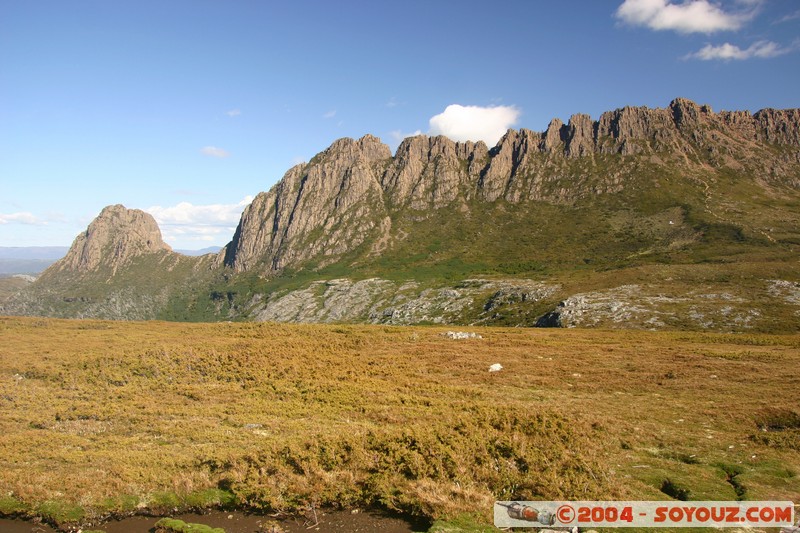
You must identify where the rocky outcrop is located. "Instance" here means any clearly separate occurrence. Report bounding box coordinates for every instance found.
[535,284,764,330]
[382,135,488,209]
[50,205,171,275]
[220,98,800,277]
[768,280,800,309]
[250,278,558,326]
[565,113,595,157]
[754,108,800,145]
[222,135,392,273]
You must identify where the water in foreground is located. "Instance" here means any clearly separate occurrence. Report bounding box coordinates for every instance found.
[0,509,426,532]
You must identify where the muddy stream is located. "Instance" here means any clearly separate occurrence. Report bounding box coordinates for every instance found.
[0,508,428,532]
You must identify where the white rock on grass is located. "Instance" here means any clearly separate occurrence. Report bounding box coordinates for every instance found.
[444,331,482,339]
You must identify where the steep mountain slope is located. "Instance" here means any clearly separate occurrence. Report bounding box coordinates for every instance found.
[4,206,216,320]
[5,98,800,330]
[218,98,800,278]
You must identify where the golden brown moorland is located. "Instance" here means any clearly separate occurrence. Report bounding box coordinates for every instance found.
[0,316,798,530]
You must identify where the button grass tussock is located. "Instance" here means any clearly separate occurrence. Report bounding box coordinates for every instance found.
[0,317,798,530]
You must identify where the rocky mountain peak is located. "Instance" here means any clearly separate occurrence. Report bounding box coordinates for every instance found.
[216,98,800,276]
[52,204,171,275]
[222,135,393,273]
[542,118,566,152]
[669,97,713,129]
[323,134,392,164]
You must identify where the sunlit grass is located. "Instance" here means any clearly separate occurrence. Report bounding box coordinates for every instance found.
[0,317,798,529]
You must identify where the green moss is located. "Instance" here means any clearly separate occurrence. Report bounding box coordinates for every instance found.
[154,518,225,533]
[36,500,85,524]
[0,495,29,515]
[151,491,181,509]
[183,488,236,509]
[98,494,140,514]
[427,513,498,532]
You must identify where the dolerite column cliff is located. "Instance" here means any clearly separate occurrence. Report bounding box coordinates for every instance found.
[222,135,393,273]
[382,135,488,209]
[219,98,800,278]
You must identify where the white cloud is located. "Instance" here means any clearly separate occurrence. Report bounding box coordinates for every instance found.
[0,212,43,225]
[322,109,337,119]
[146,196,253,245]
[685,40,793,60]
[226,109,241,117]
[201,146,230,158]
[776,9,800,24]
[615,0,760,34]
[147,196,252,226]
[428,104,520,146]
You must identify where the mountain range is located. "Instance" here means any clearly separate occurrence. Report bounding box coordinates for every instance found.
[3,97,800,331]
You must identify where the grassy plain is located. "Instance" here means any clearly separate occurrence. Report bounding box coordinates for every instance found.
[0,316,798,531]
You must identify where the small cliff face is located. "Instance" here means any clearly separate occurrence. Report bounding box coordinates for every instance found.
[222,135,392,273]
[220,98,800,276]
[51,205,171,275]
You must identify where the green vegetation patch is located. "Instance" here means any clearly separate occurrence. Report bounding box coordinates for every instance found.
[155,517,225,533]
[36,500,85,524]
[428,513,499,532]
[0,495,29,515]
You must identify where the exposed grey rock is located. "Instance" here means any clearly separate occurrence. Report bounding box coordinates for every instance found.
[383,135,485,210]
[443,331,482,339]
[9,99,800,329]
[251,278,558,326]
[754,108,800,145]
[768,279,800,305]
[483,285,556,313]
[254,278,395,323]
[565,113,595,157]
[6,284,174,320]
[541,118,566,153]
[537,285,763,330]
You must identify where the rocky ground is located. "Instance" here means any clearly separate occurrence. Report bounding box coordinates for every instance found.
[240,275,800,332]
[249,278,558,325]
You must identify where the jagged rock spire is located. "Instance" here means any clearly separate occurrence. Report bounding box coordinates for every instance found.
[53,204,171,274]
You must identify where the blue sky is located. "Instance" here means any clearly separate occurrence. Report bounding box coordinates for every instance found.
[2,0,799,249]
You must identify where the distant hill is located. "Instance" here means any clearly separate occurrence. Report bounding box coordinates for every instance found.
[0,246,70,260]
[4,98,800,331]
[175,246,222,256]
[0,246,69,274]
[0,245,221,274]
